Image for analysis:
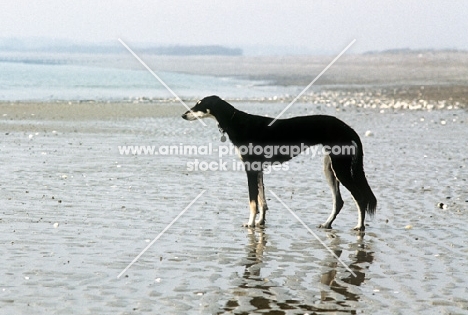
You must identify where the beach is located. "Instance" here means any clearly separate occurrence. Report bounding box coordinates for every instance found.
[0,52,467,314]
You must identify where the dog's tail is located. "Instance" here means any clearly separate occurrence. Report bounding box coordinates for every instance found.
[351,140,377,216]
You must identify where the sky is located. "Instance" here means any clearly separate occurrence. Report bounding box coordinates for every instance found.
[1,0,467,55]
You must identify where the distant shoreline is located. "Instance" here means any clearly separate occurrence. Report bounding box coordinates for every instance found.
[0,40,243,56]
[1,51,467,107]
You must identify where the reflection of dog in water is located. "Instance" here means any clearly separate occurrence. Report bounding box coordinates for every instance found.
[221,230,374,312]
[182,96,377,230]
[320,236,374,302]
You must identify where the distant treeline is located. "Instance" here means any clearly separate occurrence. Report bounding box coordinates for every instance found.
[0,39,242,56]
[364,48,465,55]
[140,45,242,56]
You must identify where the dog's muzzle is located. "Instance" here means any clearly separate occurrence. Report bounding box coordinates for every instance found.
[182,111,195,121]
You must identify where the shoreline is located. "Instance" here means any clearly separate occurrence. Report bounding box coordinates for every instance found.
[0,82,465,124]
[1,51,467,108]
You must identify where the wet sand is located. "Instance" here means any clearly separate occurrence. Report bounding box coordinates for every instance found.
[151,51,468,108]
[0,99,467,314]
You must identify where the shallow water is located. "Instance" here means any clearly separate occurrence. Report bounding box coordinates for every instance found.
[0,102,467,314]
[0,60,294,102]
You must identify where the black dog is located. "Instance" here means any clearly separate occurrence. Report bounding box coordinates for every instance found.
[182,95,376,231]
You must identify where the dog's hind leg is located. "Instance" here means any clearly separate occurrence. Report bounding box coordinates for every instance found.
[319,155,344,229]
[256,171,267,226]
[244,171,260,227]
[329,155,367,231]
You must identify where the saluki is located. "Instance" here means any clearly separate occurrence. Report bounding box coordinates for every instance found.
[182,95,377,231]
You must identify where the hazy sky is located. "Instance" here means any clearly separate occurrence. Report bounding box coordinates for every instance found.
[1,0,467,54]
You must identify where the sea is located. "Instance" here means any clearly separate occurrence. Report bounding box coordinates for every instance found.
[0,54,296,102]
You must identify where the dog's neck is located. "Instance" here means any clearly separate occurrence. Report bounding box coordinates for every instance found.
[217,110,237,135]
[211,100,239,135]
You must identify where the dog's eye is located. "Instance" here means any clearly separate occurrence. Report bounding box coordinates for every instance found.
[196,100,201,105]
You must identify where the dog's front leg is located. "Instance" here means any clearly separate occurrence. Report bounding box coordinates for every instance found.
[256,171,267,226]
[244,171,259,227]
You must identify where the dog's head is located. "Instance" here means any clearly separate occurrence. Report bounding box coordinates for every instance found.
[181,95,221,121]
